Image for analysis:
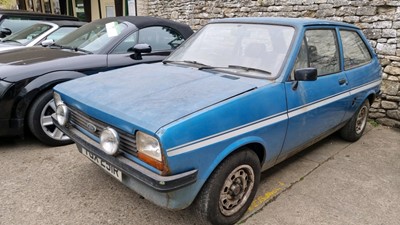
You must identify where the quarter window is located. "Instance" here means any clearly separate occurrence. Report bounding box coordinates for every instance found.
[305,29,340,76]
[340,30,372,70]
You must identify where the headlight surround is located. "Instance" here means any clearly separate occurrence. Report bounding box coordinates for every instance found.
[136,131,162,162]
[100,127,120,155]
[53,91,63,106]
[55,104,69,126]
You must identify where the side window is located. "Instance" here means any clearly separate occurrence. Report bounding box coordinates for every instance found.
[138,26,185,51]
[340,30,372,70]
[305,29,340,76]
[291,38,309,80]
[111,31,138,54]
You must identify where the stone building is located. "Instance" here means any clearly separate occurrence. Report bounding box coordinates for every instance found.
[142,0,400,128]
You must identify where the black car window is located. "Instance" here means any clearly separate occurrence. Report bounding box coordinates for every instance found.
[305,29,340,76]
[340,30,372,70]
[111,31,138,54]
[138,26,185,51]
[111,26,185,54]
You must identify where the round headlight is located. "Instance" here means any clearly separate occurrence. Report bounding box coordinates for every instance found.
[100,128,119,155]
[56,104,69,126]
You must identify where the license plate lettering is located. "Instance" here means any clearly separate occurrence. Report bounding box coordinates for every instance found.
[81,148,122,181]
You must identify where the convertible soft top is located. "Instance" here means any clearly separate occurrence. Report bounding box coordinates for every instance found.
[95,16,194,39]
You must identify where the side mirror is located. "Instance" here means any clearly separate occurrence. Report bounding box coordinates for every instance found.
[41,39,55,47]
[294,68,317,81]
[0,28,12,38]
[130,43,152,60]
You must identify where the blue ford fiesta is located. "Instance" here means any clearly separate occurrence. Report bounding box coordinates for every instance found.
[52,17,381,225]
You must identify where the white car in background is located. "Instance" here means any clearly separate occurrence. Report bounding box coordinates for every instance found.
[0,20,86,52]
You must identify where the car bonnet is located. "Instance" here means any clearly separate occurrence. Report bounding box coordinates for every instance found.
[55,63,268,133]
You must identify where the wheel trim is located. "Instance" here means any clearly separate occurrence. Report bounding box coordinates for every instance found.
[355,105,368,135]
[40,99,70,141]
[219,165,255,216]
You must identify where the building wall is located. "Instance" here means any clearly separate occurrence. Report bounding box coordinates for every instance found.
[146,0,400,128]
[137,0,148,15]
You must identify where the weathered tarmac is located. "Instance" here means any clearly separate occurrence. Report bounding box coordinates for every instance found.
[0,124,398,225]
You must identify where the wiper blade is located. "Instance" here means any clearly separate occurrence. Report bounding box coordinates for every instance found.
[182,60,208,67]
[50,43,93,54]
[228,65,271,75]
[163,60,209,67]
[1,39,22,45]
[199,65,271,76]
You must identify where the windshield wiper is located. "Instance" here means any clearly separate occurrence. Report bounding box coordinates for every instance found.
[50,43,93,54]
[163,60,209,67]
[199,65,271,75]
[1,39,22,45]
[227,65,271,75]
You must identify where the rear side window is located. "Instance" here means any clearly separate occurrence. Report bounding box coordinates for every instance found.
[340,30,372,70]
[305,29,340,76]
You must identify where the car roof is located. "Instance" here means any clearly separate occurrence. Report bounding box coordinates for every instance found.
[210,17,359,29]
[0,9,79,21]
[95,16,194,38]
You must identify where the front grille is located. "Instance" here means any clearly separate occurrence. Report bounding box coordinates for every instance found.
[68,107,137,156]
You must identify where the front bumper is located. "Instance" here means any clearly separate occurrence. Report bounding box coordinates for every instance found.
[52,115,198,193]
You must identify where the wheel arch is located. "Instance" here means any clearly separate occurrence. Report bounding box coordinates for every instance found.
[194,137,267,198]
[16,71,86,122]
[367,92,376,105]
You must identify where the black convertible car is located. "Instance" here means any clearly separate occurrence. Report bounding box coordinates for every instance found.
[0,16,193,146]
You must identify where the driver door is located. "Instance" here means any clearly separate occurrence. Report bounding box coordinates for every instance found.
[278,28,352,161]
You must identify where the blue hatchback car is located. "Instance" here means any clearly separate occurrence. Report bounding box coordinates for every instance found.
[52,17,381,225]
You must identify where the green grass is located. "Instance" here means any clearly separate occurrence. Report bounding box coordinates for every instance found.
[368,119,380,127]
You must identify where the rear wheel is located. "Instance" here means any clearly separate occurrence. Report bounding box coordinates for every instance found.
[193,149,260,225]
[340,99,370,142]
[27,90,72,146]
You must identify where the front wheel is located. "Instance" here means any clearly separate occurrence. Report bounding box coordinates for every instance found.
[193,149,260,225]
[340,99,370,142]
[27,90,72,146]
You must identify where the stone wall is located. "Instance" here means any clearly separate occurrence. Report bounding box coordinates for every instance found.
[146,0,400,128]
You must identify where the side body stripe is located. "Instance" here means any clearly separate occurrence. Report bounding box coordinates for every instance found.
[166,79,381,157]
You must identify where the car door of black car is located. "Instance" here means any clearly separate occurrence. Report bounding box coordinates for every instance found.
[107,26,186,69]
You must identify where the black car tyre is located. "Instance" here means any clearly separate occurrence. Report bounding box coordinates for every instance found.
[193,149,260,225]
[28,90,72,146]
[340,99,370,142]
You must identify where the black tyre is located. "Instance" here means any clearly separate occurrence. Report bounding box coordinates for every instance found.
[193,149,260,225]
[27,90,72,146]
[340,99,370,142]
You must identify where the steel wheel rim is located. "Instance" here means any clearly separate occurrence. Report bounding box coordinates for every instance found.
[40,99,70,141]
[219,165,255,216]
[355,105,368,135]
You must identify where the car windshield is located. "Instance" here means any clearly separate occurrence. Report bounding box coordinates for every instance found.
[55,20,128,53]
[166,23,295,78]
[1,23,53,45]
[0,19,38,33]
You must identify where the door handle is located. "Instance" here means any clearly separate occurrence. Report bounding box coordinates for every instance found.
[338,78,347,85]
